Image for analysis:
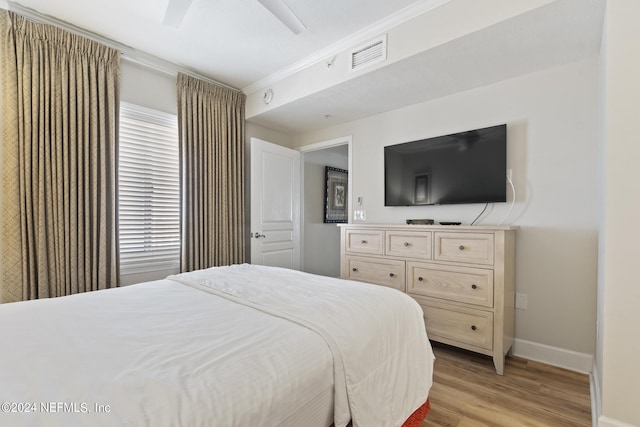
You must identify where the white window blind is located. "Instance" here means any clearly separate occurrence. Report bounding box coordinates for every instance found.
[118,102,180,275]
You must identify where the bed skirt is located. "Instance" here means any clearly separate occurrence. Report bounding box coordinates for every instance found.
[402,399,431,427]
[340,398,430,427]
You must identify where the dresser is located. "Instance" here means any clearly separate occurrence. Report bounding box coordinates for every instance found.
[339,224,516,375]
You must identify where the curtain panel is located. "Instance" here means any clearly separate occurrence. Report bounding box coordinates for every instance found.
[177,73,246,271]
[0,11,120,302]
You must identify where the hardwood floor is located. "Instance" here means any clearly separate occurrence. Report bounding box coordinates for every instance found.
[423,342,592,427]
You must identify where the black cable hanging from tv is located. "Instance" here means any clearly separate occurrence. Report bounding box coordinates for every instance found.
[471,203,489,226]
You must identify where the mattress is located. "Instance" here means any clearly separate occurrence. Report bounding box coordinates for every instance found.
[0,264,434,426]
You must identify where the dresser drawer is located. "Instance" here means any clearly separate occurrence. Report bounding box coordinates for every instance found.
[407,262,494,308]
[385,231,432,259]
[345,255,405,291]
[345,229,384,255]
[421,302,493,350]
[434,232,494,265]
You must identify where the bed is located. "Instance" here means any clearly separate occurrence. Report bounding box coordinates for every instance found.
[0,264,434,426]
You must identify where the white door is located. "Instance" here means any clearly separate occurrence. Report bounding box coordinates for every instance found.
[250,138,301,269]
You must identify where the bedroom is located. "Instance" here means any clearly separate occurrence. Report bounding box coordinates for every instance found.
[0,0,638,426]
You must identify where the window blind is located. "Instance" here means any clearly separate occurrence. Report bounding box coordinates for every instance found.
[118,102,180,275]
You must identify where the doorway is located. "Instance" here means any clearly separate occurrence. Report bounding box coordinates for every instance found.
[300,137,352,278]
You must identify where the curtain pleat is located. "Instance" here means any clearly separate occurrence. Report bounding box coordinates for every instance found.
[0,10,120,302]
[177,73,245,271]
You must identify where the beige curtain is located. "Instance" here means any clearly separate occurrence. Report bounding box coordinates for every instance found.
[177,73,245,271]
[0,11,120,303]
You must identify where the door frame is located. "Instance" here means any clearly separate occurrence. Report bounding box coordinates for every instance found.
[299,136,353,271]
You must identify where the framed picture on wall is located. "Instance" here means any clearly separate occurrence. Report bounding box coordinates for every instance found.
[324,166,348,223]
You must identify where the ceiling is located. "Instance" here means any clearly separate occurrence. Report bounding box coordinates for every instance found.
[251,0,605,134]
[4,0,605,135]
[7,0,424,89]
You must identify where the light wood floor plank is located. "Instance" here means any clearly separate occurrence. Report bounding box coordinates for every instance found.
[423,343,592,427]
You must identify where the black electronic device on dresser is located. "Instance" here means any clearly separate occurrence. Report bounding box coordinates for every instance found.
[406,219,434,225]
[384,124,507,207]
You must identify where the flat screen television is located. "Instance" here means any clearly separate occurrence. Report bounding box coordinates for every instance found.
[384,124,507,206]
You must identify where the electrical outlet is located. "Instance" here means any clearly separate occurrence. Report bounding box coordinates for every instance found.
[515,293,527,310]
[354,210,366,221]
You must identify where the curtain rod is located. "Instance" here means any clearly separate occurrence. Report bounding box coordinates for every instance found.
[5,1,241,93]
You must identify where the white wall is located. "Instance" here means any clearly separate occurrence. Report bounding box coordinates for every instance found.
[599,1,640,425]
[246,121,293,148]
[303,148,348,277]
[120,61,177,115]
[295,59,599,358]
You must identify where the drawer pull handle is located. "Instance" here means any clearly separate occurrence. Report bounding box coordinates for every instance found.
[459,245,465,250]
[352,267,358,272]
[471,325,477,331]
[361,240,368,244]
[418,277,424,282]
[471,284,478,290]
[404,242,410,247]
[389,273,395,277]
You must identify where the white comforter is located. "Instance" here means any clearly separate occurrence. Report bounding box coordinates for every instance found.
[0,264,434,427]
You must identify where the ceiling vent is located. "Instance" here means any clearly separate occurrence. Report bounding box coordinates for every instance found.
[349,34,387,72]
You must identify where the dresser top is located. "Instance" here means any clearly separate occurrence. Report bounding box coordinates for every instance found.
[337,223,518,231]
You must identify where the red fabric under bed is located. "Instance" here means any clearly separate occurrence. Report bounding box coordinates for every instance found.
[343,398,430,427]
[402,399,431,427]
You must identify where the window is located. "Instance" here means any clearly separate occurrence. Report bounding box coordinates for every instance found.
[118,102,180,277]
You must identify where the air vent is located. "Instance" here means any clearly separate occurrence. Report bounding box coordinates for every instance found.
[349,35,387,72]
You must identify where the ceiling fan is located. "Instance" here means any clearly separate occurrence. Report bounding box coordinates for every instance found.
[163,0,306,34]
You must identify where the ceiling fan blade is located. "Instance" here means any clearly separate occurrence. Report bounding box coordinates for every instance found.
[257,0,306,35]
[163,0,195,28]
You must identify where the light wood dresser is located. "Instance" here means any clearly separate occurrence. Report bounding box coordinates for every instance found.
[339,224,517,375]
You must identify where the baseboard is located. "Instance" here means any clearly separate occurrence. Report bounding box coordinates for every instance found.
[597,416,637,427]
[511,338,593,374]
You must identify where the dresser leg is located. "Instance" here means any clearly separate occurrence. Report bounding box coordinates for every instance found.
[493,355,505,375]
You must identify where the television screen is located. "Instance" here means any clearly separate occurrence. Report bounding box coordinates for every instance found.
[384,124,507,206]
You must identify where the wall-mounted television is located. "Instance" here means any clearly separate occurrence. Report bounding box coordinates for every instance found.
[384,124,507,206]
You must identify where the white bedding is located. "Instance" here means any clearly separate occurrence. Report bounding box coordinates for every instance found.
[0,264,434,427]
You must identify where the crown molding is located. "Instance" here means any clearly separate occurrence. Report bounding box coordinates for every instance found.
[242,0,450,94]
[3,1,240,92]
